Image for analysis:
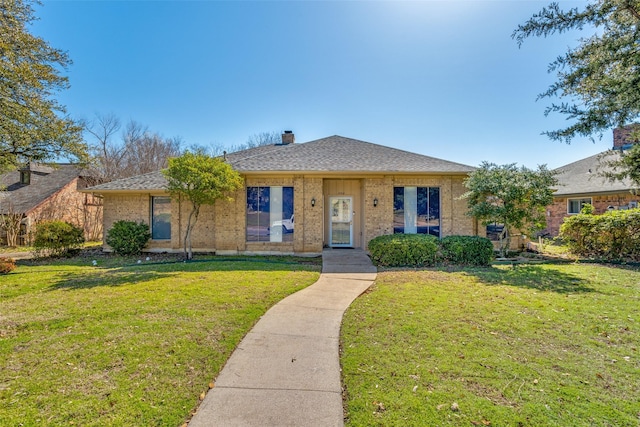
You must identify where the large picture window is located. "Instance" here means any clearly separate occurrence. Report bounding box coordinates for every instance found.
[394,187,440,237]
[151,196,171,240]
[246,186,294,242]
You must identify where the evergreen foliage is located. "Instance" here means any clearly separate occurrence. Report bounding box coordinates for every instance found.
[462,162,557,257]
[105,220,151,256]
[513,1,640,143]
[368,234,495,267]
[0,0,86,171]
[368,234,439,267]
[560,207,640,260]
[162,151,243,259]
[32,220,84,258]
[440,235,494,266]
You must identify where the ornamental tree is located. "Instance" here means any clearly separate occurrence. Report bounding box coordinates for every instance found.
[513,1,640,143]
[462,162,557,257]
[0,0,86,171]
[162,151,243,260]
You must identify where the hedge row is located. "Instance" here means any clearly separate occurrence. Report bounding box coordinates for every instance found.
[368,234,494,267]
[560,208,640,260]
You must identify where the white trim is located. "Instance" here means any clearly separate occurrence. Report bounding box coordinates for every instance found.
[329,196,353,247]
[567,197,592,214]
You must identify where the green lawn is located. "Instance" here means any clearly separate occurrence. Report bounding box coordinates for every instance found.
[0,255,320,426]
[341,263,640,426]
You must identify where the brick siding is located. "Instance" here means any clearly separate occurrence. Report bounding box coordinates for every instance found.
[546,193,639,236]
[101,174,479,255]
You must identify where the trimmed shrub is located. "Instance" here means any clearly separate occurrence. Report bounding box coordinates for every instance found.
[368,234,439,267]
[560,209,640,260]
[0,257,16,274]
[106,220,151,256]
[440,235,494,266]
[32,221,85,258]
[560,208,640,260]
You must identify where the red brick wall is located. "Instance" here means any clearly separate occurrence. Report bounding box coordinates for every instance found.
[28,177,103,242]
[546,193,638,235]
[613,124,640,148]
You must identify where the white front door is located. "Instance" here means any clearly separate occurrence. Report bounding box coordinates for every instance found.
[329,196,353,247]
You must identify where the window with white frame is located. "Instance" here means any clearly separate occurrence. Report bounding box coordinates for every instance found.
[246,186,294,242]
[393,187,440,237]
[151,196,171,240]
[568,197,592,214]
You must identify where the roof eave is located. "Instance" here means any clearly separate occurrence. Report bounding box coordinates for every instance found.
[80,188,168,194]
[238,170,473,176]
[553,189,635,197]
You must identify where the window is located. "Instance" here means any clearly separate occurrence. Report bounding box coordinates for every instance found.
[568,198,592,214]
[20,171,30,185]
[486,223,505,241]
[151,196,171,240]
[393,187,440,237]
[246,186,294,242]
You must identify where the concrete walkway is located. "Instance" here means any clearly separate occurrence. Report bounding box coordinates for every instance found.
[0,251,33,260]
[189,249,377,427]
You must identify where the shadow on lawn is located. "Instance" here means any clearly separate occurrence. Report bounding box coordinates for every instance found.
[467,265,597,294]
[47,268,177,290]
[44,257,321,290]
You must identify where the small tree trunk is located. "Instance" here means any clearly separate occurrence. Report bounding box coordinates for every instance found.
[184,204,200,260]
[499,225,510,258]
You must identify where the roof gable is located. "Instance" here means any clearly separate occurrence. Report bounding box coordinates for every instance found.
[86,136,475,192]
[0,164,84,214]
[226,135,476,173]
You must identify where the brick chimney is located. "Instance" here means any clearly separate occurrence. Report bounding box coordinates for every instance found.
[613,124,640,149]
[281,130,295,145]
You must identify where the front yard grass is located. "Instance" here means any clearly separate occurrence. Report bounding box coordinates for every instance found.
[0,255,320,426]
[341,263,640,426]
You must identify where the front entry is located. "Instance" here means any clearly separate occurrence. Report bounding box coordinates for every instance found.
[329,196,353,247]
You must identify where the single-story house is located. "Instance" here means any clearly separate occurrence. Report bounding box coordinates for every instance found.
[546,125,639,236]
[0,163,102,246]
[85,133,483,255]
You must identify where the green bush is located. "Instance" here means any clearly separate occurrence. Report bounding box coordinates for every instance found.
[368,234,439,267]
[32,221,85,258]
[440,235,494,266]
[106,220,151,256]
[0,257,16,274]
[560,208,640,260]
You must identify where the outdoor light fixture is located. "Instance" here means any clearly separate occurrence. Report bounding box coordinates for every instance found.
[373,198,378,207]
[311,198,316,207]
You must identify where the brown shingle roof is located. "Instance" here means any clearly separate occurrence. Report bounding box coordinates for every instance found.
[86,136,475,192]
[0,164,84,215]
[227,135,476,173]
[85,170,168,192]
[553,151,634,196]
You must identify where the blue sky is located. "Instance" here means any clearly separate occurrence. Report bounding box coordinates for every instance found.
[33,1,611,169]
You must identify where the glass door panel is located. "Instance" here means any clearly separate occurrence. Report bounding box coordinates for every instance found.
[330,197,353,247]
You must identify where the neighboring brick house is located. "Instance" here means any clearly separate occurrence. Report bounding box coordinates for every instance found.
[0,163,103,246]
[546,126,640,236]
[85,133,483,255]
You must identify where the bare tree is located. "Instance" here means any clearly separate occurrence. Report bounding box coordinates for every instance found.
[224,131,282,154]
[84,114,182,182]
[0,194,24,247]
[122,132,182,176]
[84,113,125,181]
[245,131,281,148]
